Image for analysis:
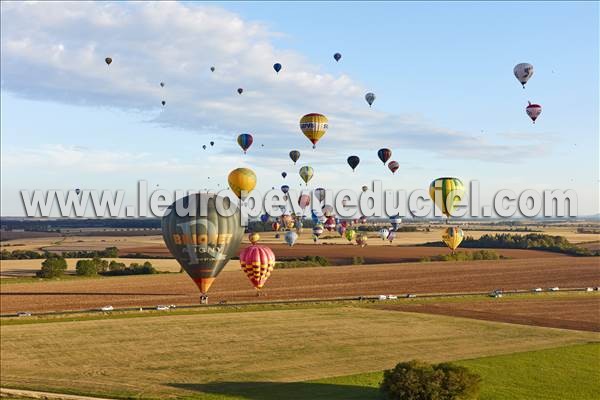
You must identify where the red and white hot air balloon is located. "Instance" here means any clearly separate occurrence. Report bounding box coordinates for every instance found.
[526,101,542,124]
[388,161,399,174]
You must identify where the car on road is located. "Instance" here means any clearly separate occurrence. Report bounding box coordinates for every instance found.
[387,295,398,300]
[156,305,170,311]
[17,311,31,317]
[406,294,417,298]
[100,305,114,312]
[549,286,560,292]
[378,295,388,300]
[532,287,543,292]
[489,289,503,298]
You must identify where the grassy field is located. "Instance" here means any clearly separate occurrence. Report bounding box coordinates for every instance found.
[1,306,598,399]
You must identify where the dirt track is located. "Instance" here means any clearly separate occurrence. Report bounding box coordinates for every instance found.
[118,243,565,264]
[376,296,600,332]
[1,257,598,314]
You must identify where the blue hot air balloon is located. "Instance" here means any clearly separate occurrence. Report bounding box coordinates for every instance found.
[273,63,282,73]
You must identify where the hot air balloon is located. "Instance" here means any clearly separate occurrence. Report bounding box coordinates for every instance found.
[162,193,244,303]
[300,113,328,148]
[526,102,542,123]
[345,229,356,242]
[298,193,310,210]
[442,227,464,253]
[237,88,244,95]
[210,141,215,146]
[388,161,399,174]
[160,82,165,87]
[237,133,253,153]
[387,230,396,243]
[239,244,275,292]
[281,185,290,194]
[377,148,392,164]
[379,228,389,241]
[335,224,345,237]
[272,222,281,231]
[362,185,368,192]
[365,92,376,107]
[299,166,314,185]
[105,57,112,66]
[289,150,301,164]
[334,53,342,62]
[295,219,304,233]
[390,215,402,231]
[359,216,368,224]
[513,63,534,88]
[248,232,260,244]
[228,168,257,199]
[285,231,298,246]
[273,63,282,73]
[324,216,336,231]
[356,233,368,247]
[313,223,324,238]
[161,100,166,106]
[260,214,269,223]
[429,177,464,218]
[75,188,81,195]
[347,156,360,172]
[314,187,326,203]
[203,145,207,150]
[322,204,334,217]
[281,172,287,179]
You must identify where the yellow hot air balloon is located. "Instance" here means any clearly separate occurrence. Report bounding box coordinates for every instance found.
[248,232,260,244]
[228,168,256,199]
[442,227,464,252]
[299,166,314,185]
[300,113,328,148]
[429,177,464,218]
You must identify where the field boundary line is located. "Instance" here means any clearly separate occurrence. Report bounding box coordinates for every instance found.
[0,387,116,400]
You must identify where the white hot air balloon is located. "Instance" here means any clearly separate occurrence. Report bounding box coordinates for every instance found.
[514,63,534,88]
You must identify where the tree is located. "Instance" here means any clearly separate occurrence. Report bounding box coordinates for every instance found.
[380,360,480,400]
[37,256,67,278]
[75,259,97,276]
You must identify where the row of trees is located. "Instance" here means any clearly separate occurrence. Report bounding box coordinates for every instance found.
[422,233,599,256]
[2,247,119,260]
[35,255,157,278]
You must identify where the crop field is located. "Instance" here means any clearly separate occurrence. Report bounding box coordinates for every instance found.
[1,306,598,399]
[1,256,598,314]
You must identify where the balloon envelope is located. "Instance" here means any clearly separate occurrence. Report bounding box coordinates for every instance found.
[365,92,376,107]
[388,161,399,174]
[240,244,275,289]
[442,227,464,251]
[273,63,282,73]
[526,102,542,123]
[284,231,298,246]
[289,150,301,164]
[347,156,360,171]
[237,133,253,153]
[237,88,243,94]
[378,148,392,164]
[299,166,314,184]
[300,114,328,148]
[334,53,342,62]
[228,168,257,199]
[513,63,534,88]
[105,57,112,66]
[429,177,464,218]
[161,193,244,295]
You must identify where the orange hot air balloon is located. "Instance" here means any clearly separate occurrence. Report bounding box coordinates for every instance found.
[239,244,275,292]
[271,222,281,231]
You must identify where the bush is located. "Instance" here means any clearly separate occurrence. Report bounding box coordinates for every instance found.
[276,256,330,269]
[420,250,501,262]
[75,257,109,276]
[36,255,67,278]
[380,360,480,400]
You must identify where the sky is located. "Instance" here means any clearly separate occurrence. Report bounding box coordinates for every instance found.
[1,1,598,216]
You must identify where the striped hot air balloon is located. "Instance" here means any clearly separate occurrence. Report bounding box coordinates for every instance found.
[239,244,275,291]
[377,148,392,164]
[442,227,464,253]
[299,166,314,185]
[300,113,328,148]
[356,233,368,247]
[429,177,464,218]
[388,161,399,174]
[237,133,253,154]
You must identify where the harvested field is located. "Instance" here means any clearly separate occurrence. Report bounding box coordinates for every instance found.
[117,242,566,264]
[376,295,600,332]
[1,257,598,314]
[1,307,597,399]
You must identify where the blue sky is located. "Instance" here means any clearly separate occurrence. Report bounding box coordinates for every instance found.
[1,1,598,216]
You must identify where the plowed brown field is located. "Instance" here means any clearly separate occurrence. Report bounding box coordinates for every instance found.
[2,256,598,314]
[118,243,565,264]
[376,296,600,332]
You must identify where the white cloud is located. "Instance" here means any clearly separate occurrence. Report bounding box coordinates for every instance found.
[1,1,547,168]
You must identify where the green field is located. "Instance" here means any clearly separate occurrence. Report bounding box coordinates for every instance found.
[1,306,598,399]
